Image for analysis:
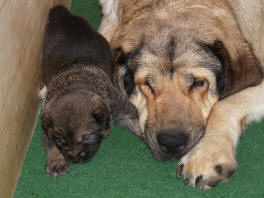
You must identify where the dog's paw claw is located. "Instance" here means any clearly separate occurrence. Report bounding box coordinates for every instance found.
[215,165,223,176]
[184,177,190,185]
[176,164,184,179]
[195,175,203,187]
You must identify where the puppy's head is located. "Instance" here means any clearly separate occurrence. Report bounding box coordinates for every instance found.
[112,21,263,161]
[42,91,111,163]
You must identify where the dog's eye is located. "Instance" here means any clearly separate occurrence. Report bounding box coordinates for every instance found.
[191,80,206,90]
[143,80,155,94]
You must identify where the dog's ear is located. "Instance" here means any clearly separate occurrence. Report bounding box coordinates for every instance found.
[93,105,111,130]
[113,47,136,96]
[210,40,263,99]
[114,44,143,95]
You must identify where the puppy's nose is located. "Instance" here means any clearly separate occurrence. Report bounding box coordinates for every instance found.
[157,130,188,154]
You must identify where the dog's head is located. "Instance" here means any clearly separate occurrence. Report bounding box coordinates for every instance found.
[112,21,263,161]
[42,91,111,163]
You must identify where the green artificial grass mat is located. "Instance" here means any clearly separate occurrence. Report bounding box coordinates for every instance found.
[15,0,264,197]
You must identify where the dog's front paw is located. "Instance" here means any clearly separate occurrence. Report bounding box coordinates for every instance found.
[45,157,69,177]
[177,139,237,189]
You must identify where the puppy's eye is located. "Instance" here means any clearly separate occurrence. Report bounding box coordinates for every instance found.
[143,80,155,94]
[61,138,66,144]
[54,136,62,146]
[53,135,66,146]
[82,133,100,144]
[83,135,91,144]
[191,80,206,90]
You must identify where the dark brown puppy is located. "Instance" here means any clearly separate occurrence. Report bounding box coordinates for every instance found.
[40,5,140,177]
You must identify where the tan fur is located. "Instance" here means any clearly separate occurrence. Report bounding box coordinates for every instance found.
[229,0,264,65]
[178,0,264,189]
[99,0,264,188]
[180,80,264,188]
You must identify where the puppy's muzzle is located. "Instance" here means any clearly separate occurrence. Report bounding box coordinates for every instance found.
[67,134,102,163]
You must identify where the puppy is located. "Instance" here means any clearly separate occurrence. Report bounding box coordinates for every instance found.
[40,5,140,177]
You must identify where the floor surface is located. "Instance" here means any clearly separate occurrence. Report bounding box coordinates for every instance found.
[14,0,264,197]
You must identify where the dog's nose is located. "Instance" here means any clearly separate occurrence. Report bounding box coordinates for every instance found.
[157,131,188,154]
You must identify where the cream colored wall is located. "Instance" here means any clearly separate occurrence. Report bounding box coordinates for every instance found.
[0,0,71,197]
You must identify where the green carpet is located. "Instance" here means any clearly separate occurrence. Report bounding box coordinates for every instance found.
[14,0,264,197]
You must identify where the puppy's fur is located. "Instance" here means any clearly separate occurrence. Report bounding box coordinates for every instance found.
[41,5,140,177]
[98,0,264,188]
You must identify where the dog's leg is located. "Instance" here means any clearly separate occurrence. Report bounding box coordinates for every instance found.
[97,0,119,41]
[177,81,264,189]
[42,133,69,177]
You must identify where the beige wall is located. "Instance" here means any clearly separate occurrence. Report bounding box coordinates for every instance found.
[0,0,71,197]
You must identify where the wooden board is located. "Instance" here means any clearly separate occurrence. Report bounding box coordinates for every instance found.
[0,0,71,197]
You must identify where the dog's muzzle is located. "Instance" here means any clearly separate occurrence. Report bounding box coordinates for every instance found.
[157,129,189,158]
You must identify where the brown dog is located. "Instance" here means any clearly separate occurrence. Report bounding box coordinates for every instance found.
[98,0,264,188]
[40,5,140,177]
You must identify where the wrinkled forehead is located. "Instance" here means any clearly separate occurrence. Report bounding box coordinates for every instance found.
[127,39,221,80]
[120,24,219,65]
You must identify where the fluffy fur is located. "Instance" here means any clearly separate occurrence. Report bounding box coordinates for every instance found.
[41,5,140,177]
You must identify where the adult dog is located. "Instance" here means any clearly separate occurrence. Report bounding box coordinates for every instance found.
[98,0,264,189]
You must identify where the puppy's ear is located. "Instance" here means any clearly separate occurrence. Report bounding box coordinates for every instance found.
[108,85,142,136]
[41,113,53,137]
[93,105,111,130]
[211,40,263,99]
[114,113,142,137]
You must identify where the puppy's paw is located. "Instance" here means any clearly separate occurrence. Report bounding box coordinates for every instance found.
[177,139,237,189]
[45,157,69,177]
